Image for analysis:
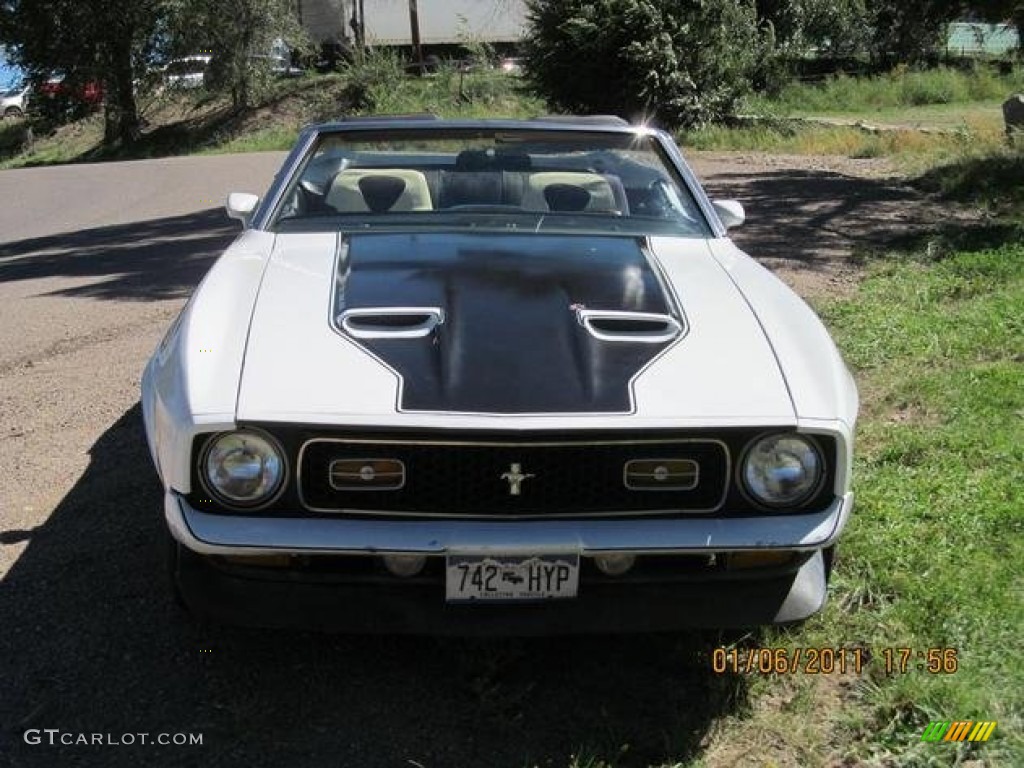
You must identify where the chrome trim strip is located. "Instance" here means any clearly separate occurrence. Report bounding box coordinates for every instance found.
[576,309,682,344]
[252,126,319,231]
[167,491,853,557]
[339,307,444,339]
[295,437,730,516]
[651,129,725,238]
[301,436,728,448]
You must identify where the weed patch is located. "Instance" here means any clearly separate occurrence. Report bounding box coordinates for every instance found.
[748,65,1024,115]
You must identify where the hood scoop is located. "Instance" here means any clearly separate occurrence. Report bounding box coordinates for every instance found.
[338,307,444,339]
[332,232,683,413]
[577,309,683,343]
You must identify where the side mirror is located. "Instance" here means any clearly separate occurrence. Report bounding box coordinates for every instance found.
[712,199,745,230]
[226,192,260,227]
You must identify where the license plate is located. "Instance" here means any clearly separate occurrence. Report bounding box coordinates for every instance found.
[445,554,580,602]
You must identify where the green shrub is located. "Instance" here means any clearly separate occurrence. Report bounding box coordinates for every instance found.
[339,49,407,112]
[522,0,771,129]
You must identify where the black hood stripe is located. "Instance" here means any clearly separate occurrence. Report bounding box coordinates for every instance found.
[333,232,682,414]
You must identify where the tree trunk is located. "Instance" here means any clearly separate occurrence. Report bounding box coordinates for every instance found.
[102,37,140,146]
[1015,6,1024,61]
[234,9,255,109]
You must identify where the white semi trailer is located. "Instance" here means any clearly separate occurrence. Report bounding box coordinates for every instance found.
[298,0,527,46]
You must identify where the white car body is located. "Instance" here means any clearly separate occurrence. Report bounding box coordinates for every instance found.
[162,55,212,89]
[1,84,29,117]
[142,117,857,633]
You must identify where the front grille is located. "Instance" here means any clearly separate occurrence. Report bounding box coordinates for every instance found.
[298,438,729,517]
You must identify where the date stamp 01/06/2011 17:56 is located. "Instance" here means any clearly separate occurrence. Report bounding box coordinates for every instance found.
[710,647,960,676]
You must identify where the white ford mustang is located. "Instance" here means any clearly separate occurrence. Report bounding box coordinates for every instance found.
[142,116,858,633]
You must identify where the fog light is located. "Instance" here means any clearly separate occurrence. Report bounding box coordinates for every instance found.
[382,554,427,577]
[594,553,636,576]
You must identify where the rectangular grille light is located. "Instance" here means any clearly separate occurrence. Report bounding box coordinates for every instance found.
[329,459,405,490]
[624,459,699,490]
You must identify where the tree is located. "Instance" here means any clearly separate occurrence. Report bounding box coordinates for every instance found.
[864,0,961,65]
[0,0,163,145]
[755,0,872,58]
[522,0,772,129]
[165,0,305,109]
[970,0,1024,58]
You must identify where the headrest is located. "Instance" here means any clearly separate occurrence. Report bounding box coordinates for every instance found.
[543,184,591,212]
[358,175,406,213]
[326,169,433,213]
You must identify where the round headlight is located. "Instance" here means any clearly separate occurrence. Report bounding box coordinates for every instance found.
[202,430,286,507]
[741,434,822,508]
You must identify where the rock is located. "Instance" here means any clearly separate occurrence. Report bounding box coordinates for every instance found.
[1003,94,1024,138]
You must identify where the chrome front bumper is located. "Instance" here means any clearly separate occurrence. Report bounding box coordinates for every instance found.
[165,491,853,557]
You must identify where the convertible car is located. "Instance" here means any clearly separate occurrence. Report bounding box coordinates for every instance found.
[141,115,858,633]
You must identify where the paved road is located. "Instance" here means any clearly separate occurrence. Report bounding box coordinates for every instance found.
[0,151,942,767]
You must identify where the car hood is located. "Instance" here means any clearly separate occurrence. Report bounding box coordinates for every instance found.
[236,231,795,428]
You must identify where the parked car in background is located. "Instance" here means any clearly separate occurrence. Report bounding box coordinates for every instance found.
[143,115,858,634]
[37,75,104,106]
[162,55,212,89]
[499,57,523,74]
[0,83,29,118]
[249,53,303,78]
[252,38,303,77]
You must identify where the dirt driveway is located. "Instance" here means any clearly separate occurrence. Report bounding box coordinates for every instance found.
[0,151,955,768]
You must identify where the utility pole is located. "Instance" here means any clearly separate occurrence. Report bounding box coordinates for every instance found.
[358,0,365,48]
[408,0,424,75]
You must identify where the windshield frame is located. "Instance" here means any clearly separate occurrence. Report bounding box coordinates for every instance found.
[255,121,719,238]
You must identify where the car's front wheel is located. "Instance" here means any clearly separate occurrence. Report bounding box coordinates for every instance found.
[3,107,23,119]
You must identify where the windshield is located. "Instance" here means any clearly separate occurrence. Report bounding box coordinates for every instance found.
[270,128,710,237]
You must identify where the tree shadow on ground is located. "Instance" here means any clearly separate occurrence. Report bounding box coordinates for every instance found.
[0,209,236,302]
[0,405,750,768]
[913,149,1024,207]
[701,167,957,271]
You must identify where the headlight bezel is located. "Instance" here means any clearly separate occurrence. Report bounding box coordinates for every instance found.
[737,432,826,511]
[198,428,289,510]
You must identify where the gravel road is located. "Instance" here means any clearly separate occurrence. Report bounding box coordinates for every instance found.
[0,150,954,768]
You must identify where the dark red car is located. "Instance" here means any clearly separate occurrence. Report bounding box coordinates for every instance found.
[37,75,104,105]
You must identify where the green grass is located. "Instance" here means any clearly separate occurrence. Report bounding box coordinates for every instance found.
[700,250,1024,766]
[683,64,1020,161]
[695,162,1024,765]
[748,65,1024,116]
[816,243,1022,765]
[915,147,1024,209]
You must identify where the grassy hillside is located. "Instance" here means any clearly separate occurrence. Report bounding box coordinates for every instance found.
[0,60,544,168]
